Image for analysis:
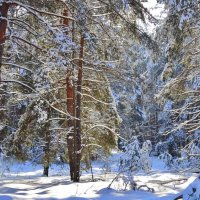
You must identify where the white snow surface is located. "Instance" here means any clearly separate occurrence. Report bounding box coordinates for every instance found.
[0,151,197,200]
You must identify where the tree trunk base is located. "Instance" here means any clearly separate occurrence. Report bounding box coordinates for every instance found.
[43,166,49,177]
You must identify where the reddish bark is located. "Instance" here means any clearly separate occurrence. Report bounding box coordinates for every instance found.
[0,2,10,82]
[63,9,69,27]
[63,8,78,182]
[63,6,85,182]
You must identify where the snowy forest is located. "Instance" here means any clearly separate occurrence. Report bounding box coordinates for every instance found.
[0,0,200,199]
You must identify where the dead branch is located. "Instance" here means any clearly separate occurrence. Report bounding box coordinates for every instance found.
[148,178,187,185]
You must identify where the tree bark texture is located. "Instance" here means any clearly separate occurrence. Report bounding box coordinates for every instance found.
[66,69,76,181]
[0,3,9,82]
[63,8,78,182]
[74,35,84,182]
[63,7,85,182]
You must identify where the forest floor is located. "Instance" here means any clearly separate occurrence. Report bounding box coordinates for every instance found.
[0,152,197,200]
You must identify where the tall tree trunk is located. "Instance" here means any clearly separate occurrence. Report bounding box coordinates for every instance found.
[0,3,9,82]
[63,8,77,182]
[63,7,84,182]
[73,35,84,182]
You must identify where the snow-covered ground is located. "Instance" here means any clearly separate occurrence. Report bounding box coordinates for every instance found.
[0,152,197,200]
